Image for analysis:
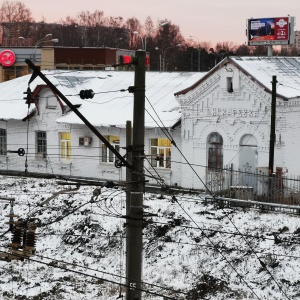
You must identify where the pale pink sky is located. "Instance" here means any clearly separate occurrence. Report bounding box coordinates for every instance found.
[23,0,298,46]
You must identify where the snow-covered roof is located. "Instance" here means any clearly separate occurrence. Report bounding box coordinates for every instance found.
[0,70,205,128]
[175,56,300,100]
[230,56,300,99]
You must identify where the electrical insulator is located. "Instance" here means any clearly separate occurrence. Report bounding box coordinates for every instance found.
[23,86,33,104]
[24,229,36,248]
[11,226,23,249]
[23,225,37,256]
[79,89,95,99]
[5,204,18,232]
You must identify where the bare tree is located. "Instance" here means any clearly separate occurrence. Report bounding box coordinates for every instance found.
[125,17,142,49]
[0,0,33,23]
[0,1,34,46]
[144,16,154,36]
[236,44,251,56]
[147,20,185,71]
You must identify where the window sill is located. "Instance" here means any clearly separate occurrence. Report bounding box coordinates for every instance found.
[60,159,72,164]
[154,167,172,172]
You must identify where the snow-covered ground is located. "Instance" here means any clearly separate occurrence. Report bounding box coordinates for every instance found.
[0,175,300,299]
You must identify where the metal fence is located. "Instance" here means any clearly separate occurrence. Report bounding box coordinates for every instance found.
[206,167,300,206]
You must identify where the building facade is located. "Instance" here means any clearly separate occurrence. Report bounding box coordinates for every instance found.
[0,70,201,187]
[174,56,300,191]
[2,57,300,193]
[0,46,138,83]
[281,30,300,54]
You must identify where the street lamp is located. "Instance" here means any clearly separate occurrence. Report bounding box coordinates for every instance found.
[19,36,31,46]
[33,34,58,61]
[162,44,181,71]
[145,21,168,51]
[133,31,144,50]
[189,35,201,72]
[155,47,162,71]
[133,21,169,51]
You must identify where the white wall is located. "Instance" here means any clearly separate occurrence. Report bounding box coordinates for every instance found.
[0,88,174,186]
[175,63,293,190]
[2,64,298,190]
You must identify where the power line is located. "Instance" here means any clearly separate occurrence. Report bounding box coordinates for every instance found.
[0,249,184,299]
[144,94,291,299]
[0,176,298,298]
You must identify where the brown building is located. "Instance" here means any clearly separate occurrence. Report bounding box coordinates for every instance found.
[0,46,137,82]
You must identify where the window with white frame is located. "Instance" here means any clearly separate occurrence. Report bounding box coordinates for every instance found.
[0,129,7,155]
[101,135,120,163]
[150,138,171,168]
[36,131,47,159]
[60,132,71,160]
[207,132,223,170]
[46,96,57,109]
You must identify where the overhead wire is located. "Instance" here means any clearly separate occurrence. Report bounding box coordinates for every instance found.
[1,72,297,297]
[0,249,185,299]
[2,184,300,245]
[0,181,297,298]
[145,94,291,299]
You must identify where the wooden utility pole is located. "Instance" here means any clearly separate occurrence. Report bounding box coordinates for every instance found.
[126,50,146,300]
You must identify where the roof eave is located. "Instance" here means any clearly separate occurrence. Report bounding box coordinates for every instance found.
[174,58,229,96]
[175,56,290,101]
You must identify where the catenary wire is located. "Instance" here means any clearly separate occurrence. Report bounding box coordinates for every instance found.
[145,95,291,299]
[0,249,185,299]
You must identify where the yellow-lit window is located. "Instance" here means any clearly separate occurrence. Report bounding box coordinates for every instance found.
[60,132,71,160]
[102,135,120,163]
[150,138,171,168]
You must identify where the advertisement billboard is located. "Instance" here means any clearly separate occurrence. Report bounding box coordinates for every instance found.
[247,16,295,46]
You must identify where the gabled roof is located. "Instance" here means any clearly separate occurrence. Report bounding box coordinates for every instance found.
[175,56,300,100]
[0,70,205,127]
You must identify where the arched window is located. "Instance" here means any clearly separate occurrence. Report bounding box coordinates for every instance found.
[208,132,223,170]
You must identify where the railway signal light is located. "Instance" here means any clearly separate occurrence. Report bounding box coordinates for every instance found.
[118,54,149,67]
[120,55,133,65]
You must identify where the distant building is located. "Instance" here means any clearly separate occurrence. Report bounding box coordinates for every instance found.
[281,30,300,54]
[0,46,139,82]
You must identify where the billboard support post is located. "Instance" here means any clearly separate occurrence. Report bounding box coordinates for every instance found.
[267,46,273,57]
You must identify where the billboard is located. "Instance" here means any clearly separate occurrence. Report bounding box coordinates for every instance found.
[247,16,295,46]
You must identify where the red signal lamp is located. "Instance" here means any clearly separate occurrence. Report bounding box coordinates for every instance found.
[120,55,132,65]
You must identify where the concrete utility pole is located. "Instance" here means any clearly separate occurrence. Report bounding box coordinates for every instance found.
[126,50,146,300]
[268,75,277,199]
[269,75,277,176]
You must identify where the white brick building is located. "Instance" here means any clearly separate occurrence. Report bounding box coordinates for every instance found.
[0,70,203,186]
[173,56,300,190]
[1,58,300,192]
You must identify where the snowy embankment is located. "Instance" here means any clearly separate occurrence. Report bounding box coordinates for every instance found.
[0,175,299,299]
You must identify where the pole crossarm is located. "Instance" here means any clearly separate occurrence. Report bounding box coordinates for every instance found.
[25,59,133,170]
